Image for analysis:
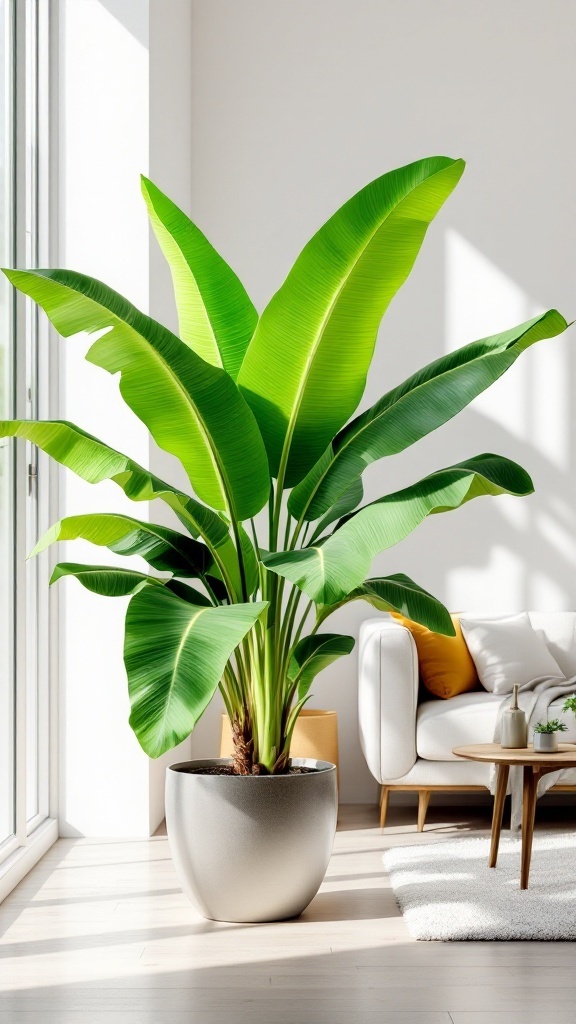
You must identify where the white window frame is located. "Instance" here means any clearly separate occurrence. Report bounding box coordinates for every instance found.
[0,0,58,901]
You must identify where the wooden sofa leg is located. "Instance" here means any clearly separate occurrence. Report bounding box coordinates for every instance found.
[379,786,389,829]
[418,789,431,832]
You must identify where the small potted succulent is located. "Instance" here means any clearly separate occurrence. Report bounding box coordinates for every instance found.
[533,719,568,752]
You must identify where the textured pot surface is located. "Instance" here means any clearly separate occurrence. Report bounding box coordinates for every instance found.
[165,757,338,923]
[533,733,558,752]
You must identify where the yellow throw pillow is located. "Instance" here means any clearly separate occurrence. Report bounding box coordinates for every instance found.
[392,613,480,699]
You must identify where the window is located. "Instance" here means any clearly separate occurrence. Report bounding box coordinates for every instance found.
[0,0,55,895]
[0,0,14,850]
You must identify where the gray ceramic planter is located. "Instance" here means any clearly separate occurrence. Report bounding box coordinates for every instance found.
[165,757,338,923]
[533,732,558,752]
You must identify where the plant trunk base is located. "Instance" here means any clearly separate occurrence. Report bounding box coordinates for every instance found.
[230,717,291,775]
[231,719,261,775]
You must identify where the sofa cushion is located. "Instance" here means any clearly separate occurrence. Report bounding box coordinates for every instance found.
[392,613,480,699]
[529,611,576,679]
[459,612,564,693]
[417,691,576,760]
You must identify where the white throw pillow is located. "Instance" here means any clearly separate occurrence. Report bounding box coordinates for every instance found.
[459,612,564,694]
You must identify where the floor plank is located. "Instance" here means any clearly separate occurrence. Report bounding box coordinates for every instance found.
[0,1015,452,1024]
[451,1016,576,1024]
[0,803,575,1022]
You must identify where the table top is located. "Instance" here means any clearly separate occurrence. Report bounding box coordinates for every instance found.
[453,743,576,766]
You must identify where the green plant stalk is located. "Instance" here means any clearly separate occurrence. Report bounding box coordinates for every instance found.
[278,586,301,667]
[229,513,249,603]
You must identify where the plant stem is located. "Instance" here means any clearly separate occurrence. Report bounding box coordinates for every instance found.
[268,488,275,552]
[200,573,221,605]
[292,599,313,650]
[230,515,248,602]
[249,517,259,552]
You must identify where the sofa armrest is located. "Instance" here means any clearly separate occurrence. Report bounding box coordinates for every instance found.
[358,617,419,783]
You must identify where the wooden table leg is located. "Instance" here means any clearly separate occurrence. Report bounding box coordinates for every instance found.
[489,763,510,868]
[521,766,538,890]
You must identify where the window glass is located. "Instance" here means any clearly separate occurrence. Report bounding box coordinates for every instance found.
[0,0,15,847]
[25,0,38,825]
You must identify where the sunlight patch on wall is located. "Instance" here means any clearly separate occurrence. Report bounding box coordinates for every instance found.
[535,510,576,567]
[444,231,572,612]
[447,546,525,613]
[528,572,568,612]
[489,493,531,531]
[444,229,568,470]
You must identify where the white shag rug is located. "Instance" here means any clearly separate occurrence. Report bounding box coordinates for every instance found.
[384,832,576,940]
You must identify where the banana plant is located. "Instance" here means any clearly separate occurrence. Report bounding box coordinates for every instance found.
[0,156,569,774]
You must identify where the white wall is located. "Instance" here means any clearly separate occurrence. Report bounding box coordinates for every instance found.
[147,0,195,829]
[180,0,576,802]
[56,0,576,819]
[57,0,194,835]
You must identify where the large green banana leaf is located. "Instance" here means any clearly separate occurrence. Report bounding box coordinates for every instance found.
[308,478,363,544]
[141,177,257,380]
[3,268,269,520]
[0,419,246,599]
[51,562,211,603]
[265,454,533,604]
[161,579,214,605]
[238,156,465,486]
[51,562,166,596]
[318,573,454,635]
[289,310,569,523]
[33,513,213,578]
[0,418,162,496]
[288,633,355,701]
[125,586,267,757]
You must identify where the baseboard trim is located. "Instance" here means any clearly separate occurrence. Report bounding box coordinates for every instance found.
[0,818,58,903]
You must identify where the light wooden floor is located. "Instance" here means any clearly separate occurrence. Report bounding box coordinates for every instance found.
[2,802,576,1024]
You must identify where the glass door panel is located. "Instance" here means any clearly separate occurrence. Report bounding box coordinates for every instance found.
[24,0,39,825]
[0,0,15,848]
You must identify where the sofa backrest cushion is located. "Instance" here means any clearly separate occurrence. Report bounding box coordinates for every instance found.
[529,612,576,679]
[460,612,564,693]
[393,613,480,699]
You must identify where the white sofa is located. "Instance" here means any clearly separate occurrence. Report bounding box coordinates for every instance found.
[358,612,576,830]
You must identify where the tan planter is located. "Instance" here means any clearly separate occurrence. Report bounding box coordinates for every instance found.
[219,709,339,786]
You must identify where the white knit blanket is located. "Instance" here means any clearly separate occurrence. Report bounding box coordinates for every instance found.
[493,674,576,829]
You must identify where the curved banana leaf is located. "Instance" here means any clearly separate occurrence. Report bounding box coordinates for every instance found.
[33,513,213,578]
[264,454,533,604]
[3,268,269,520]
[161,578,212,605]
[0,418,161,494]
[308,478,363,544]
[124,586,267,757]
[50,562,168,596]
[238,156,465,486]
[0,419,246,600]
[51,562,212,604]
[141,177,257,380]
[318,573,454,635]
[288,633,355,701]
[289,310,569,522]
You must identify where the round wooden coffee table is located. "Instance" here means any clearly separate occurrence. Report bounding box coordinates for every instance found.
[453,743,576,889]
